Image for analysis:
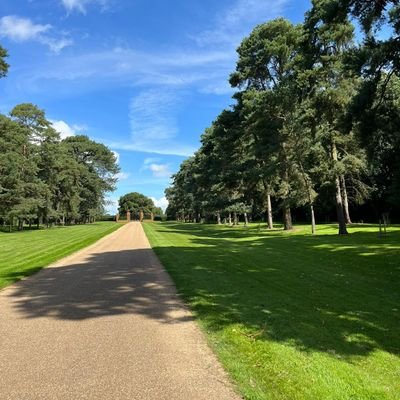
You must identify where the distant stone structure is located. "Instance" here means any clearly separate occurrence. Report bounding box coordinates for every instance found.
[116,213,119,222]
[127,211,131,222]
[150,212,154,221]
[139,210,144,222]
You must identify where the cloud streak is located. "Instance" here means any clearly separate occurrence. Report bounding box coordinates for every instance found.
[61,0,110,14]
[108,89,195,157]
[196,0,290,47]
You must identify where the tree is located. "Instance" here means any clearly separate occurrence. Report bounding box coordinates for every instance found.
[300,0,367,234]
[0,45,9,78]
[64,135,119,222]
[119,192,156,216]
[0,114,44,229]
[231,18,308,230]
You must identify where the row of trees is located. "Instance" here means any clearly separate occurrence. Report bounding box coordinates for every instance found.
[0,54,119,229]
[166,0,400,234]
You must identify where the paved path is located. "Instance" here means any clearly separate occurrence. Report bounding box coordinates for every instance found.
[0,222,240,400]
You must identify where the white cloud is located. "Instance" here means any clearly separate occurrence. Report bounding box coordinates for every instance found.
[151,196,169,212]
[50,119,86,139]
[115,172,130,181]
[112,151,120,163]
[0,16,50,41]
[0,16,72,53]
[146,163,172,178]
[61,0,110,14]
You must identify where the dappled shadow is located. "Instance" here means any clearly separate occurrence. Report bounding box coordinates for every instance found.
[6,221,400,359]
[7,249,193,324]
[150,223,400,359]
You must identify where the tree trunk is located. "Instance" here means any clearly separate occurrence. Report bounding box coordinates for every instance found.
[282,205,293,230]
[332,143,348,235]
[341,175,352,224]
[244,212,248,226]
[228,213,232,226]
[217,212,221,225]
[310,204,316,235]
[335,176,348,234]
[18,219,24,231]
[267,193,273,229]
[233,212,238,225]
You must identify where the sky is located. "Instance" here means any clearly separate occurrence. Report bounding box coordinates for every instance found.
[0,0,311,213]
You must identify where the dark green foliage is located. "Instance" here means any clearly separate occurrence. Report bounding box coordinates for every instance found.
[0,45,9,78]
[0,104,119,229]
[118,192,159,216]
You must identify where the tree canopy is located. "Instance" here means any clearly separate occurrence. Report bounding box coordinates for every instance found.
[0,99,119,229]
[118,192,162,216]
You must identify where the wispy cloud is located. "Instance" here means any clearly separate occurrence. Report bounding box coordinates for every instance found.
[12,0,291,90]
[107,89,196,157]
[196,0,290,47]
[115,171,130,181]
[0,15,72,53]
[61,0,110,14]
[20,46,232,91]
[130,89,179,141]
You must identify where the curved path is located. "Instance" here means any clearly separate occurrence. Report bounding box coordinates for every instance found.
[0,222,240,400]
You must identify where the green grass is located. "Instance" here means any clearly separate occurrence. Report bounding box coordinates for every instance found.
[0,222,121,290]
[143,222,400,400]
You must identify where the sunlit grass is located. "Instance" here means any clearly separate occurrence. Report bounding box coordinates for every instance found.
[143,222,400,400]
[0,222,121,289]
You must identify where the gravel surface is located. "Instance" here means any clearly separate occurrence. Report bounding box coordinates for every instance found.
[0,222,240,400]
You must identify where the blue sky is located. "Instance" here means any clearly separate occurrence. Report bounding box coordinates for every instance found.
[0,0,311,213]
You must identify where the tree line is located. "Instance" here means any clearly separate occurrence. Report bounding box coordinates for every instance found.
[0,55,119,230]
[166,0,400,235]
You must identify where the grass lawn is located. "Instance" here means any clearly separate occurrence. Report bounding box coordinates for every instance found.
[0,222,121,290]
[143,222,400,400]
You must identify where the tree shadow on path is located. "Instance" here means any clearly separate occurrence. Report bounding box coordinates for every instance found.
[6,249,193,324]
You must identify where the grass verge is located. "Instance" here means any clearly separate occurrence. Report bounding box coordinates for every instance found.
[0,222,121,290]
[143,222,400,400]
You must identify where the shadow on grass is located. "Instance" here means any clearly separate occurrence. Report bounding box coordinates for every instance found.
[149,223,400,359]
